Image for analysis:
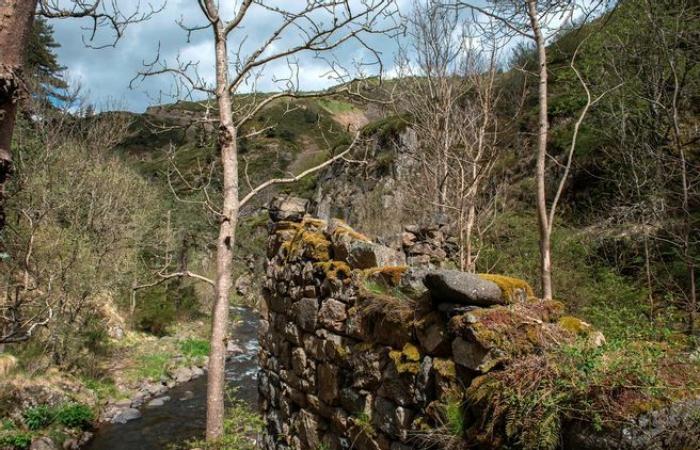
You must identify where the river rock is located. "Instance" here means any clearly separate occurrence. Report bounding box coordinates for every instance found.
[424,270,504,306]
[227,340,244,354]
[172,366,193,383]
[111,408,142,424]
[147,395,171,407]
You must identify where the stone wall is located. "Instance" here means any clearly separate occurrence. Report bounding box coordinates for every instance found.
[257,197,602,450]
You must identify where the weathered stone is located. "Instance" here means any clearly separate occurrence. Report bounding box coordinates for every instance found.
[373,397,414,439]
[111,408,142,424]
[292,297,319,332]
[298,410,321,449]
[350,346,382,389]
[30,437,56,450]
[147,395,170,407]
[291,347,307,376]
[452,337,496,372]
[318,363,340,405]
[416,311,449,355]
[282,322,302,346]
[318,298,348,332]
[424,270,504,306]
[340,240,406,269]
[340,388,373,417]
[269,195,309,222]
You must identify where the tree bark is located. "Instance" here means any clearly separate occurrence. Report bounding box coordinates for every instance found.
[0,0,38,245]
[527,0,553,300]
[206,25,239,441]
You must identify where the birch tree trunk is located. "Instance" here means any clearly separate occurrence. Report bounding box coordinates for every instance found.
[527,0,553,300]
[206,25,240,440]
[0,0,39,244]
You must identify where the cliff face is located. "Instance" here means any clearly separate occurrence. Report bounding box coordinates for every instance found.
[256,198,698,450]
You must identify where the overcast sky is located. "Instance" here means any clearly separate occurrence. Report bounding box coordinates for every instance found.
[49,0,409,112]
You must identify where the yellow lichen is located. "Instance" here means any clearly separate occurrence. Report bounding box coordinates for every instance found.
[389,343,421,374]
[478,274,535,303]
[362,266,408,286]
[433,358,457,380]
[558,316,592,335]
[315,261,352,280]
[332,221,371,242]
[285,229,331,261]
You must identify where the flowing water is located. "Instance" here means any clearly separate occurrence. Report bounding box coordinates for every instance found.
[84,307,260,450]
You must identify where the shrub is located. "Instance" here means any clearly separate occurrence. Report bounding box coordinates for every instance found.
[55,403,94,429]
[22,405,53,431]
[135,284,177,336]
[0,431,32,449]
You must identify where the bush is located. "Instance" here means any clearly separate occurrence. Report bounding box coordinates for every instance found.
[135,284,177,336]
[55,403,94,429]
[0,431,32,449]
[22,405,53,431]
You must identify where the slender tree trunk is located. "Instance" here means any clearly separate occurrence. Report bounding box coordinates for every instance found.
[0,0,38,246]
[643,234,654,320]
[527,0,553,300]
[206,28,239,440]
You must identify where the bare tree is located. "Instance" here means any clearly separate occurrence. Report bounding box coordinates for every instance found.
[393,0,506,271]
[597,0,699,331]
[133,0,398,439]
[0,0,161,255]
[453,0,610,299]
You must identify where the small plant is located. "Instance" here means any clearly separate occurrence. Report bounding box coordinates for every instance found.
[445,398,466,437]
[55,403,94,429]
[0,431,32,449]
[179,338,210,358]
[135,352,172,381]
[22,405,53,430]
[179,391,262,450]
[351,412,375,437]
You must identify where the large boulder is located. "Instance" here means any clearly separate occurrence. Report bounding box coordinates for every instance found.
[424,270,504,306]
[269,195,309,222]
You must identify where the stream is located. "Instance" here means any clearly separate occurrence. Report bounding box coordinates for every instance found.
[84,307,260,450]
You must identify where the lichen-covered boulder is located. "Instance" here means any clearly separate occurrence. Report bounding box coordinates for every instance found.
[424,269,504,306]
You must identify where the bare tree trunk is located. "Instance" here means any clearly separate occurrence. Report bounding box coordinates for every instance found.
[527,0,553,300]
[206,27,239,440]
[0,0,39,243]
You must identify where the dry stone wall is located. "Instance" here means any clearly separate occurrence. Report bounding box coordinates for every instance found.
[258,196,601,450]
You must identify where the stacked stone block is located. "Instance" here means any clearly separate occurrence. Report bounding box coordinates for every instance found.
[258,196,602,450]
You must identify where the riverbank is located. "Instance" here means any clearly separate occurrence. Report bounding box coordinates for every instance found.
[1,317,218,450]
